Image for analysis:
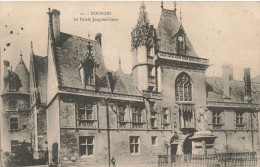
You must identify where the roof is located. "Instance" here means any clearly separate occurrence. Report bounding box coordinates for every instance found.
[54,32,109,91]
[156,8,198,57]
[206,77,260,104]
[14,56,30,94]
[252,74,260,83]
[112,70,142,96]
[53,32,142,97]
[33,55,48,104]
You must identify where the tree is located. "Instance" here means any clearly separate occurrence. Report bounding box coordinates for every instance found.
[4,141,33,167]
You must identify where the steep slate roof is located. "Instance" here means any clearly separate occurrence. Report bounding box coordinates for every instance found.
[112,70,142,96]
[14,56,30,94]
[206,77,260,104]
[157,8,198,57]
[55,32,109,91]
[252,74,260,83]
[33,55,48,104]
[54,32,142,96]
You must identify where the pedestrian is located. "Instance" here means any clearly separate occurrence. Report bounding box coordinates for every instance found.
[111,156,116,167]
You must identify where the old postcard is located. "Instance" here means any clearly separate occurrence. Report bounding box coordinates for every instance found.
[0,1,260,167]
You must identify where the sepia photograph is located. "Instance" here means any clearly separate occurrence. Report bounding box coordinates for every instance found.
[0,1,260,167]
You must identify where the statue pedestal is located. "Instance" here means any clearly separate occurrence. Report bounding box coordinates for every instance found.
[190,131,217,155]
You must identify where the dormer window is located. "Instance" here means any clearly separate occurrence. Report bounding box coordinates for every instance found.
[84,60,95,86]
[177,35,185,55]
[176,29,186,55]
[79,42,98,89]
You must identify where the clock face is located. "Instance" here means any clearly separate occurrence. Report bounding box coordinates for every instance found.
[178,36,183,42]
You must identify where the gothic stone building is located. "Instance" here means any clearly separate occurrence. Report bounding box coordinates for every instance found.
[1,3,260,167]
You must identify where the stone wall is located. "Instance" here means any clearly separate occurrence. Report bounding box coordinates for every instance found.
[57,94,174,166]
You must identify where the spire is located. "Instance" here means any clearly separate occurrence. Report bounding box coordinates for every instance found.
[161,1,163,9]
[173,1,177,15]
[118,54,122,72]
[136,2,150,28]
[131,2,154,50]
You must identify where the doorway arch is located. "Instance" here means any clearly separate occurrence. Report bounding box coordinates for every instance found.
[183,134,193,154]
[170,134,179,155]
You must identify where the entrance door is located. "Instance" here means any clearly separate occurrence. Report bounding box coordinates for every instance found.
[183,137,192,154]
[171,144,178,155]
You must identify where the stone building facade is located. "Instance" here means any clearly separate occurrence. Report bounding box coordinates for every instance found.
[1,3,260,167]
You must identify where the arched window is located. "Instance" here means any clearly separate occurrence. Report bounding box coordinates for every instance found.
[175,73,192,102]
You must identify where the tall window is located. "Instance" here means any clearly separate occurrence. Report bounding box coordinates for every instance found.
[130,136,139,154]
[213,111,221,124]
[10,118,18,130]
[84,60,94,86]
[78,103,94,127]
[118,104,127,128]
[236,111,244,125]
[118,106,125,122]
[151,118,157,128]
[132,107,142,123]
[79,136,94,156]
[175,73,192,102]
[11,140,19,153]
[163,108,169,124]
[177,33,186,55]
[151,136,157,146]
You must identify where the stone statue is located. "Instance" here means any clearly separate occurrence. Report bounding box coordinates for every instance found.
[196,106,209,131]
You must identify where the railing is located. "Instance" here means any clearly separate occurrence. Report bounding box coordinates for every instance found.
[158,51,209,65]
[158,152,257,167]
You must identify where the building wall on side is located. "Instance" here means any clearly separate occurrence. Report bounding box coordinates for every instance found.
[60,129,172,167]
[47,97,60,163]
[58,94,174,166]
[37,108,47,158]
[160,65,207,131]
[213,130,258,153]
[208,109,259,152]
[1,94,31,152]
[47,41,59,104]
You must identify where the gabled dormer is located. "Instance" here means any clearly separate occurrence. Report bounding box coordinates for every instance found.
[78,42,99,89]
[176,27,186,55]
[157,3,198,58]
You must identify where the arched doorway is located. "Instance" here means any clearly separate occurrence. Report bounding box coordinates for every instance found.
[183,134,193,154]
[170,133,179,155]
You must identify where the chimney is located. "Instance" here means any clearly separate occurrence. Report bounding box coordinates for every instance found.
[51,9,60,43]
[95,33,102,47]
[222,65,233,100]
[3,60,10,78]
[244,68,252,103]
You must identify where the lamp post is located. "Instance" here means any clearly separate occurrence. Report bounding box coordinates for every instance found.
[164,141,170,164]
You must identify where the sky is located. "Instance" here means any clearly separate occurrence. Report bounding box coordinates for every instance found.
[0,1,260,81]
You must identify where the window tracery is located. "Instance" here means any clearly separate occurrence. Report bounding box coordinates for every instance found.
[175,73,192,102]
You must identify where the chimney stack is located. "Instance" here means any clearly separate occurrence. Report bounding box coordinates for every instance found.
[244,68,252,103]
[222,65,233,100]
[3,60,10,79]
[51,9,60,43]
[95,33,102,47]
[3,60,10,86]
